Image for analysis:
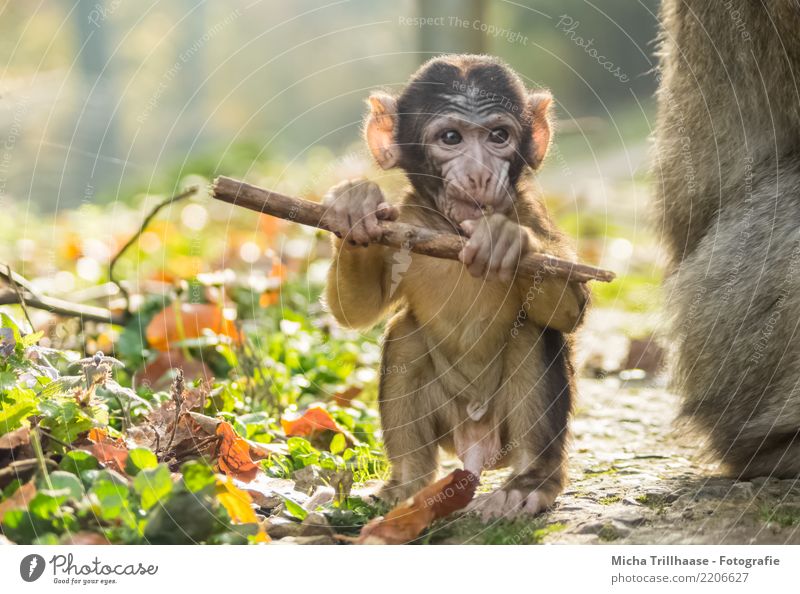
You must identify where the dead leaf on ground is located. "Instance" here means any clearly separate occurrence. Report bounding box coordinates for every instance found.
[61,532,112,545]
[0,481,37,518]
[356,469,478,545]
[216,421,259,482]
[216,477,270,542]
[0,427,30,450]
[86,428,128,474]
[134,350,214,391]
[333,386,362,407]
[281,404,342,437]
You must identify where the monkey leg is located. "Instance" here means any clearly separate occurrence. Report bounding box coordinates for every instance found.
[470,327,574,519]
[377,310,451,503]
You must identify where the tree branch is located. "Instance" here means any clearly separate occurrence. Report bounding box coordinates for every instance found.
[211,176,616,284]
[108,185,199,312]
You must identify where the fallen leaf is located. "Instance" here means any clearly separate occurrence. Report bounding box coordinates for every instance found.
[357,469,478,545]
[216,477,270,542]
[145,303,242,352]
[0,481,36,519]
[0,427,30,450]
[333,386,362,407]
[281,404,342,437]
[134,350,213,390]
[216,421,259,482]
[87,429,128,474]
[61,532,111,545]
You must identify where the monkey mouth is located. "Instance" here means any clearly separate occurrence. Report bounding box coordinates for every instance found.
[445,198,487,224]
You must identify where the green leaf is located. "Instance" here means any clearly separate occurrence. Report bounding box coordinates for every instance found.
[143,490,216,544]
[0,313,22,343]
[38,471,84,502]
[181,460,216,493]
[280,495,308,521]
[90,476,134,527]
[59,450,99,475]
[0,371,16,392]
[21,331,44,348]
[0,387,36,432]
[38,400,95,444]
[125,448,158,475]
[133,464,173,510]
[329,432,346,455]
[28,492,60,519]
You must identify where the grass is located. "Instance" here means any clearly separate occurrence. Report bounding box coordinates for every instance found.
[759,503,800,528]
[421,514,566,545]
[598,495,622,505]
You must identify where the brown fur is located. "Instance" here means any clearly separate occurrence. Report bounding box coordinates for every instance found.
[655,1,800,478]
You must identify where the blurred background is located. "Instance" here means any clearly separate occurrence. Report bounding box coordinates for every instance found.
[0,0,676,546]
[0,0,665,372]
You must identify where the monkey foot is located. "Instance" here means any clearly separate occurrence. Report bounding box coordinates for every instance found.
[467,488,554,521]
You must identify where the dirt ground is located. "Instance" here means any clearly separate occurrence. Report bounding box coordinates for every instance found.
[433,308,800,545]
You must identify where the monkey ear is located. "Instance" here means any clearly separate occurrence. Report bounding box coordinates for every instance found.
[526,90,554,168]
[364,92,400,169]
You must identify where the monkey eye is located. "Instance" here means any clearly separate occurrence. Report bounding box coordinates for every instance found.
[488,127,510,144]
[440,129,462,145]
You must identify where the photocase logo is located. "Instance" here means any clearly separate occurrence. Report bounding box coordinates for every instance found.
[20,554,46,582]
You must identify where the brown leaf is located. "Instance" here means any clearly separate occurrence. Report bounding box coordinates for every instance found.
[357,470,478,545]
[0,481,36,518]
[333,386,362,407]
[216,421,259,482]
[0,427,30,450]
[61,532,111,545]
[87,429,128,474]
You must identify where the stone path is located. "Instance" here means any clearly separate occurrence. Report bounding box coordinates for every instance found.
[468,376,800,544]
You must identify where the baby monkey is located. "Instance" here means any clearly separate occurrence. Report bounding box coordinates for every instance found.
[323,55,588,518]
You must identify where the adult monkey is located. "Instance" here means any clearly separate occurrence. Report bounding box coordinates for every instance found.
[655,2,800,477]
[323,55,589,517]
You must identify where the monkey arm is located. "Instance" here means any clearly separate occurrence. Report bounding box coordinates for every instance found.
[517,232,590,334]
[325,239,398,330]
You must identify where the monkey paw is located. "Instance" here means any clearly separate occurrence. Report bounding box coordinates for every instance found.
[467,488,555,521]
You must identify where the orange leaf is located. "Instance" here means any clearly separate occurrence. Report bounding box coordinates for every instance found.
[281,404,342,437]
[145,303,242,352]
[216,421,259,482]
[357,469,478,545]
[87,430,128,474]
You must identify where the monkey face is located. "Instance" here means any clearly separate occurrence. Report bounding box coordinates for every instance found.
[363,55,553,225]
[421,110,520,223]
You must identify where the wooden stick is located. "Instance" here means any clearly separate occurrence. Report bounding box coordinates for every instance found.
[211,176,615,283]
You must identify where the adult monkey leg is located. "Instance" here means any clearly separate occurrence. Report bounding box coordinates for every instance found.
[655,1,800,477]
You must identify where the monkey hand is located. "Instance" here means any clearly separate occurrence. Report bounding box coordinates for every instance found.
[458,214,537,283]
[322,179,399,247]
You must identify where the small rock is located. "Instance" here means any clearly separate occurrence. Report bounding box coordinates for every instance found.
[304,486,335,511]
[235,475,304,509]
[300,512,333,537]
[292,466,321,493]
[730,481,754,499]
[265,516,304,539]
[578,520,630,541]
[274,534,337,545]
[611,509,646,527]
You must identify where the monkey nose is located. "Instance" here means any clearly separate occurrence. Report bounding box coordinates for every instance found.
[467,171,493,196]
